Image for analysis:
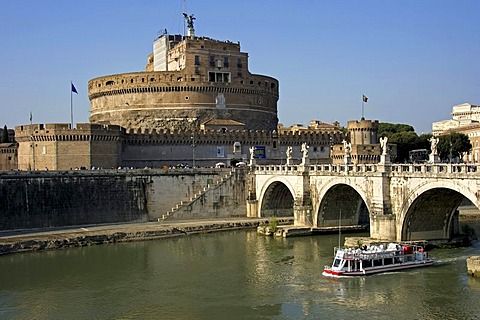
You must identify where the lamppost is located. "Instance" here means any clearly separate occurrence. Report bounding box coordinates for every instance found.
[191,132,196,168]
[329,135,333,164]
[449,141,453,164]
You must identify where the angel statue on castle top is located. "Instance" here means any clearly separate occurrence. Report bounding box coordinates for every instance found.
[183,13,196,29]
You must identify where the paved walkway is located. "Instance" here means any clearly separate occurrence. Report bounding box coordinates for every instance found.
[0,218,281,243]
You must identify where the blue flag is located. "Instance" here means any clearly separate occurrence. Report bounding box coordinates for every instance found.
[71,83,78,94]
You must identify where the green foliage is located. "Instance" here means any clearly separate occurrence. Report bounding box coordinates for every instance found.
[378,122,423,162]
[1,125,9,143]
[437,132,472,162]
[269,217,278,233]
[378,123,415,137]
[418,134,432,150]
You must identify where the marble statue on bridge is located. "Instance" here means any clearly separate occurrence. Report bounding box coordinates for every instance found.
[429,137,439,156]
[380,136,388,156]
[301,143,309,165]
[286,146,292,165]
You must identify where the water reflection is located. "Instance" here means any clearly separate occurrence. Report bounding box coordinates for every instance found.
[0,229,479,319]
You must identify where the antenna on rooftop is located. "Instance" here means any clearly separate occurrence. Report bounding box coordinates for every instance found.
[183,0,187,37]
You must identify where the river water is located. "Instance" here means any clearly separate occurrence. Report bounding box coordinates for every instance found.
[1,229,480,320]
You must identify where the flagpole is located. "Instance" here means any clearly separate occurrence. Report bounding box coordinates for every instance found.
[70,81,74,129]
[361,95,368,119]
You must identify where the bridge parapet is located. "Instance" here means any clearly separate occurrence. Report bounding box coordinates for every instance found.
[253,163,382,175]
[254,163,480,177]
[390,163,479,177]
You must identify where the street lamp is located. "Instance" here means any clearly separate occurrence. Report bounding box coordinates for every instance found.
[191,132,196,168]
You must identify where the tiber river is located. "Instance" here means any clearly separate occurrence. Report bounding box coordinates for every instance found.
[1,227,480,320]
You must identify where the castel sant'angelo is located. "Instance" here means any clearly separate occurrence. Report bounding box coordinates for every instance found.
[9,14,381,171]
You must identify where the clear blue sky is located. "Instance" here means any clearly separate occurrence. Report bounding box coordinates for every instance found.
[1,0,479,134]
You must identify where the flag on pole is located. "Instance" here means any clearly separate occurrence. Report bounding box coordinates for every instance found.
[362,95,368,103]
[29,111,32,122]
[71,83,78,94]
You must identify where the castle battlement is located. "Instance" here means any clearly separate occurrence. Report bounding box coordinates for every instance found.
[15,123,125,142]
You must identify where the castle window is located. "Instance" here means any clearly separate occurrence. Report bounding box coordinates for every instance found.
[150,78,155,82]
[237,59,242,68]
[106,80,115,86]
[185,96,190,100]
[271,83,276,89]
[224,57,229,67]
[273,141,277,149]
[42,146,47,154]
[209,72,215,82]
[210,56,215,67]
[237,72,243,78]
[131,79,134,83]
[208,72,231,83]
[194,55,200,65]
[195,66,200,75]
[250,81,254,84]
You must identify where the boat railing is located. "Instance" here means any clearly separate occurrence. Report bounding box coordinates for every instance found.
[336,246,422,261]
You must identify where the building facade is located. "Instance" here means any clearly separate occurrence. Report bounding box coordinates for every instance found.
[432,102,480,162]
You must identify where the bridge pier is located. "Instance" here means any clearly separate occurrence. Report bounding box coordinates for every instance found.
[246,199,258,218]
[370,214,397,241]
[246,168,259,217]
[294,204,314,226]
[294,164,314,226]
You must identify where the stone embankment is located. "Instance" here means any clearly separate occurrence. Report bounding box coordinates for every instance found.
[0,218,292,256]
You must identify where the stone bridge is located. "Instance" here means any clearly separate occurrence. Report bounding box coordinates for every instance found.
[246,162,480,242]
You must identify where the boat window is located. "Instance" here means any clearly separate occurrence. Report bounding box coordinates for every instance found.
[373,259,383,267]
[333,259,341,267]
[384,258,394,265]
[362,260,372,268]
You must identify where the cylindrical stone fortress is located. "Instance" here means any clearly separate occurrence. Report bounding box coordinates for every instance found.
[89,36,279,132]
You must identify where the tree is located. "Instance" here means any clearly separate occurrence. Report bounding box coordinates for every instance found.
[388,131,421,162]
[1,125,9,143]
[378,123,415,137]
[437,132,471,162]
[378,122,422,162]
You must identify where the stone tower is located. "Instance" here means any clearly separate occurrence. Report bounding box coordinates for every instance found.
[347,119,379,146]
[88,16,279,133]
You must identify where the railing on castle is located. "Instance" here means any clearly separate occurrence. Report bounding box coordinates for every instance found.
[253,163,480,175]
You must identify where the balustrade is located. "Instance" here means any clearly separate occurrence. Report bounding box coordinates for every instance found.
[252,162,480,177]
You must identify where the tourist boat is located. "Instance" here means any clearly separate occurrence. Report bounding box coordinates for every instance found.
[323,243,434,277]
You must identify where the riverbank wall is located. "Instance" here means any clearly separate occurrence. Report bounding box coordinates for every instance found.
[0,168,247,231]
[0,218,292,256]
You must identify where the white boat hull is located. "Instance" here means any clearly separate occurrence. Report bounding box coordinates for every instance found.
[323,260,434,277]
[323,243,434,277]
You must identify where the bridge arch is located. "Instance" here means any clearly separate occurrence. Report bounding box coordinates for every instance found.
[399,180,479,241]
[314,180,370,228]
[258,177,295,218]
